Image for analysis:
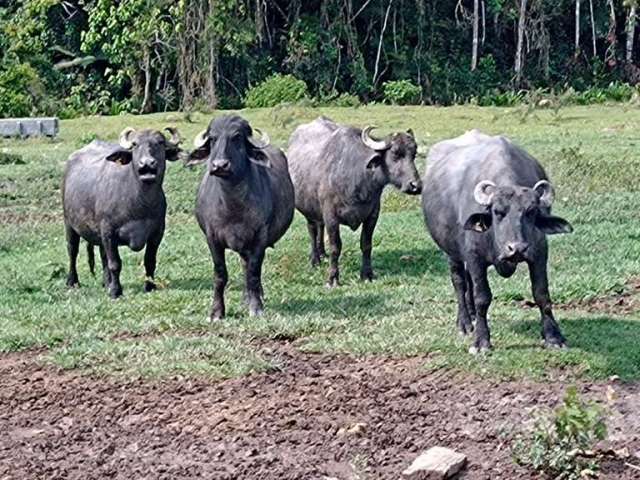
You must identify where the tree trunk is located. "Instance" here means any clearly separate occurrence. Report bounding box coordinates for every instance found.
[481,0,486,46]
[373,0,393,85]
[575,0,581,57]
[471,0,479,70]
[515,0,527,84]
[627,3,638,62]
[605,0,617,66]
[589,0,596,57]
[141,47,153,114]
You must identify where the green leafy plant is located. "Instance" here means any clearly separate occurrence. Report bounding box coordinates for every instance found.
[324,92,361,107]
[244,74,308,108]
[382,80,421,105]
[513,386,608,480]
[0,63,44,117]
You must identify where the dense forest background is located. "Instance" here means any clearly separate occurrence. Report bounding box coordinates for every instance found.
[1,0,640,117]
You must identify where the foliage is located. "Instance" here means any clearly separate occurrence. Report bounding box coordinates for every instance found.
[382,80,422,105]
[0,63,45,117]
[513,386,608,479]
[244,74,309,108]
[2,0,640,117]
[317,92,362,107]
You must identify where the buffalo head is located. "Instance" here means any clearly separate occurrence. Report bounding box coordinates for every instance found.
[464,180,573,264]
[186,115,270,179]
[361,126,422,195]
[105,127,182,184]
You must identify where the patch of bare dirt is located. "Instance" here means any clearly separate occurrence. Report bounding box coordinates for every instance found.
[0,345,638,480]
[559,278,640,316]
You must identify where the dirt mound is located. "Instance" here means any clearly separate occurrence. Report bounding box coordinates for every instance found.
[1,343,638,479]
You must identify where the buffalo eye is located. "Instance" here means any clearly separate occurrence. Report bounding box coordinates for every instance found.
[493,208,506,220]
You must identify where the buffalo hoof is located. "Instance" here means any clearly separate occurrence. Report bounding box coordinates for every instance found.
[360,271,375,282]
[143,280,157,293]
[66,276,79,288]
[310,256,322,268]
[109,289,123,299]
[458,320,474,336]
[469,338,492,355]
[249,306,264,317]
[210,311,224,322]
[325,279,340,289]
[543,338,567,349]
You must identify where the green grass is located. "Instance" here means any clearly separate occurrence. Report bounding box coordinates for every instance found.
[1,105,639,380]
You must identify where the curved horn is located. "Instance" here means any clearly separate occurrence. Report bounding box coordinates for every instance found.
[473,180,497,206]
[193,129,209,149]
[164,127,182,147]
[248,127,270,149]
[361,126,391,151]
[533,180,555,208]
[118,127,136,149]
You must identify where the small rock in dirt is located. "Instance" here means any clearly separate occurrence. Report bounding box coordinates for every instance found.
[337,422,367,437]
[402,446,467,479]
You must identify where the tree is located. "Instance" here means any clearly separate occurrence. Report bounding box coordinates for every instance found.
[626,0,638,62]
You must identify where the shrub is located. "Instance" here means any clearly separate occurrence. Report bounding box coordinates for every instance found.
[317,92,361,107]
[513,386,608,480]
[382,79,422,105]
[244,74,308,108]
[0,63,44,118]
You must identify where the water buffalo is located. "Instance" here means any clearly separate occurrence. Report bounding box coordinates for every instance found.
[421,130,573,354]
[288,116,422,287]
[62,127,182,298]
[186,115,294,319]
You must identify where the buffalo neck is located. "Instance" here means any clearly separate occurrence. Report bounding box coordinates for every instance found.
[205,170,253,204]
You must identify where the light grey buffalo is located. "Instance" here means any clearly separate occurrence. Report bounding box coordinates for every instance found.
[63,127,182,298]
[421,130,573,354]
[186,115,294,319]
[288,116,422,287]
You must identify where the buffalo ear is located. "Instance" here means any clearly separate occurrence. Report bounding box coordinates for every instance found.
[184,144,209,167]
[463,213,492,233]
[166,146,184,162]
[535,215,573,235]
[249,149,272,168]
[366,153,383,170]
[105,149,132,165]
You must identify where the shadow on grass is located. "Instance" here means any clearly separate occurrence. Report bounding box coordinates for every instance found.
[511,316,640,381]
[274,293,391,317]
[169,277,211,291]
[373,246,448,278]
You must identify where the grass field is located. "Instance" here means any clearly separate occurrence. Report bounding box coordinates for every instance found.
[1,104,639,381]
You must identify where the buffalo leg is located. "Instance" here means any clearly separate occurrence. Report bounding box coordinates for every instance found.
[325,217,342,288]
[307,220,321,267]
[449,259,474,335]
[465,270,476,319]
[360,204,380,281]
[65,225,80,287]
[467,261,492,354]
[528,256,566,348]
[244,248,265,316]
[99,245,110,288]
[143,228,163,292]
[208,239,227,320]
[101,231,123,299]
[316,222,326,258]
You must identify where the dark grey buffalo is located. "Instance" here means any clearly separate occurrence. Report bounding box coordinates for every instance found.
[421,130,573,353]
[288,116,422,286]
[63,127,182,298]
[186,115,294,319]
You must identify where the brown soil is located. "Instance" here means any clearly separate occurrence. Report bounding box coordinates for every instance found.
[1,344,639,480]
[559,278,640,316]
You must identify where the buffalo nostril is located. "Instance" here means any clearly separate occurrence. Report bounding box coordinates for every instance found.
[410,181,422,192]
